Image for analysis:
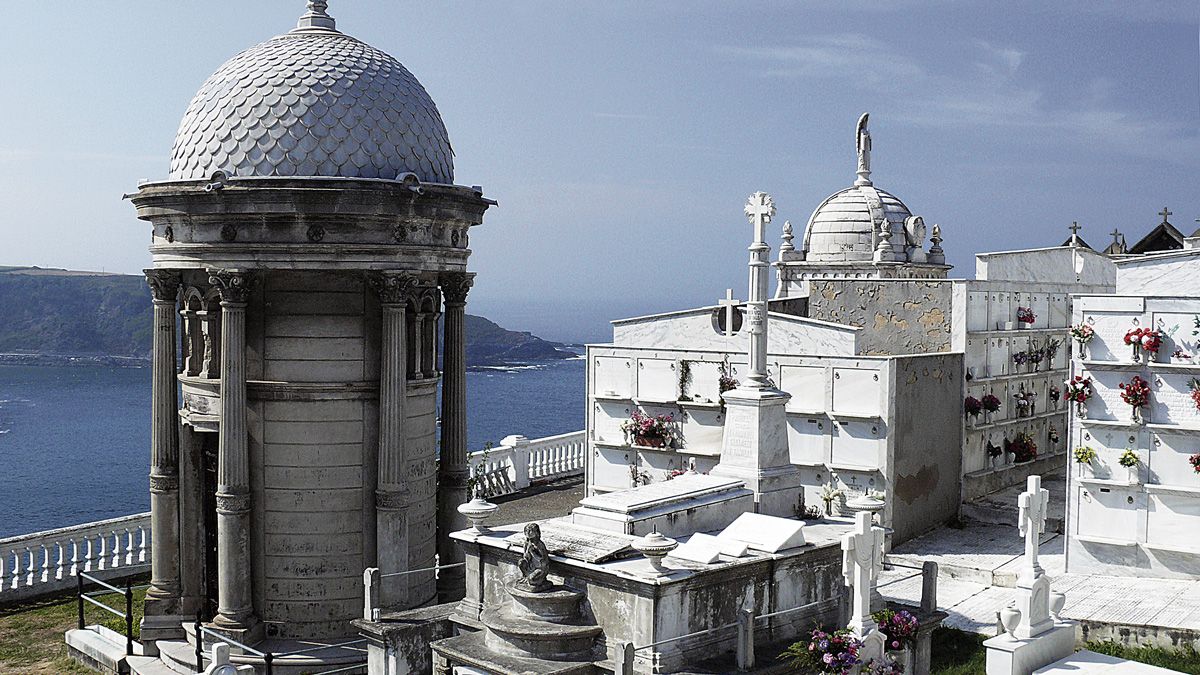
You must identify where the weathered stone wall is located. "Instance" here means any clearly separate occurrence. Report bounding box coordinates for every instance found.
[807,279,954,356]
[890,352,963,543]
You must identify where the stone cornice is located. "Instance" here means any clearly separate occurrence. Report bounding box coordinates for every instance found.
[144,269,182,302]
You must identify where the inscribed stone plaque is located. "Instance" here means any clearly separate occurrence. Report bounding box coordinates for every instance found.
[717,513,806,553]
[831,419,883,469]
[504,519,635,564]
[780,365,826,412]
[687,531,749,557]
[747,302,765,335]
[831,368,880,416]
[967,292,989,332]
[786,416,827,466]
[1074,485,1137,543]
[1146,493,1200,551]
[636,358,677,402]
[722,407,753,459]
[669,536,721,564]
[594,356,633,398]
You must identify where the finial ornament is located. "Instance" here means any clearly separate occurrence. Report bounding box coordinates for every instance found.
[779,220,794,254]
[855,112,872,187]
[296,0,336,31]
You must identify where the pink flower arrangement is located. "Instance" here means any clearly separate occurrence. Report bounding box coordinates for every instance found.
[1190,453,1200,475]
[1069,323,1095,344]
[621,411,675,447]
[1016,306,1036,324]
[873,609,919,650]
[782,628,862,674]
[1188,378,1200,412]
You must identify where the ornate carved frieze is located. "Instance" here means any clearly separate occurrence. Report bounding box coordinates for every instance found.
[144,269,182,302]
[207,269,255,304]
[368,270,420,305]
[214,492,251,514]
[149,473,180,493]
[439,272,474,305]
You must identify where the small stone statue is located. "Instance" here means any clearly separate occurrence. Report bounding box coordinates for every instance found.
[517,522,551,591]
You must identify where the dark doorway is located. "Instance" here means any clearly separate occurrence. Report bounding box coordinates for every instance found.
[201,433,220,620]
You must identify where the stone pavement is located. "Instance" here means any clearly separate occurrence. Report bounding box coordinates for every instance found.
[881,523,1200,649]
[489,476,585,525]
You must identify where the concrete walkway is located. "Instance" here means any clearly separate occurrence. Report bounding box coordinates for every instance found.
[881,523,1200,648]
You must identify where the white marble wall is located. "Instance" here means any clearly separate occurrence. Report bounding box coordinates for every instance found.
[611,308,858,355]
[1066,294,1200,580]
[975,245,1116,287]
[1117,249,1200,297]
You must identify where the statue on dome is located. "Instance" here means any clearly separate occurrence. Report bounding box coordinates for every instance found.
[904,215,928,263]
[855,113,872,185]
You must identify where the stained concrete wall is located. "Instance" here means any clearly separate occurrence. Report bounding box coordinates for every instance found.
[889,352,963,543]
[807,279,954,356]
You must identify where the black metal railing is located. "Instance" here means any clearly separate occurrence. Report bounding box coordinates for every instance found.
[75,566,150,656]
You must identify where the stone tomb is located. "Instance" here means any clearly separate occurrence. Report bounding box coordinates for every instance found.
[442,518,854,674]
[571,473,754,537]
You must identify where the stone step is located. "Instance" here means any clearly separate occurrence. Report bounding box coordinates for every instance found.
[65,625,135,675]
[157,639,203,674]
[961,499,1065,535]
[126,654,183,675]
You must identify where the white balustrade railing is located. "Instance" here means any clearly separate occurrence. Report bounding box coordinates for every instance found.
[0,512,151,605]
[468,430,585,498]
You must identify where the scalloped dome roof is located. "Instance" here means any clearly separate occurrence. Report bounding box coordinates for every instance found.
[168,4,453,183]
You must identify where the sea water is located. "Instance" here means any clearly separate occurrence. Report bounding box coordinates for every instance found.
[0,359,584,538]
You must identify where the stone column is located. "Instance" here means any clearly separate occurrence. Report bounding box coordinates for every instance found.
[368,271,419,608]
[423,292,440,378]
[437,271,473,602]
[207,269,259,637]
[144,270,182,613]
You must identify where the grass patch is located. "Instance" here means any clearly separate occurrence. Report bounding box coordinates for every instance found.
[1087,640,1200,674]
[0,584,145,675]
[930,627,988,675]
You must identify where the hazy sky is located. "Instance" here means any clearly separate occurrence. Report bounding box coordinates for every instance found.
[1,2,1196,342]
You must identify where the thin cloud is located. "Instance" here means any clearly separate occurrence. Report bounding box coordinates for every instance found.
[593,112,653,121]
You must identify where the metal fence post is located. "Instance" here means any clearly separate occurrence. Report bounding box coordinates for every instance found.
[125,579,134,656]
[76,572,85,630]
[264,651,274,675]
[921,561,938,614]
[736,608,755,671]
[194,611,203,668]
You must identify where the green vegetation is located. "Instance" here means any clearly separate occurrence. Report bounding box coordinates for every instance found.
[929,626,1200,675]
[930,627,988,674]
[1087,640,1200,674]
[0,586,144,675]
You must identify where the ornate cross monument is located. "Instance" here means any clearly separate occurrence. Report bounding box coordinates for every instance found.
[842,512,887,662]
[711,192,802,517]
[984,474,1076,675]
[1013,474,1052,638]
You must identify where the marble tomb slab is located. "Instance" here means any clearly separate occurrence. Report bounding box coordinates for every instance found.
[717,513,807,553]
[504,518,636,564]
[571,474,754,537]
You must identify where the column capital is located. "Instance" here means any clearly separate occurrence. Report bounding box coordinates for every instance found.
[207,269,256,305]
[440,271,475,305]
[144,269,182,303]
[368,270,420,305]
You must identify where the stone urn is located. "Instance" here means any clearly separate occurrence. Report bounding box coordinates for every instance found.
[1000,605,1022,635]
[1050,592,1067,622]
[845,494,886,524]
[632,531,678,574]
[458,497,499,534]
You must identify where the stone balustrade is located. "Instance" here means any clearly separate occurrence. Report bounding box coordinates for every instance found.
[0,513,150,605]
[468,431,586,498]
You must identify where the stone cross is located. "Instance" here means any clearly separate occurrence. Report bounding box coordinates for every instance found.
[1160,206,1173,223]
[718,289,740,337]
[743,191,775,388]
[1017,475,1049,580]
[1012,474,1054,639]
[842,511,885,638]
[1068,221,1081,238]
[745,191,775,246]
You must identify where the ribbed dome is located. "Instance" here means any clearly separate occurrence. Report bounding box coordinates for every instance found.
[168,8,453,183]
[803,186,912,262]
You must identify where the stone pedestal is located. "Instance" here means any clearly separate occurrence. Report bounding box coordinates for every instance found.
[985,622,1077,675]
[711,387,802,517]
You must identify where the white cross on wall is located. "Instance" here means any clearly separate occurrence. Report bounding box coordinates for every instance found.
[718,289,740,337]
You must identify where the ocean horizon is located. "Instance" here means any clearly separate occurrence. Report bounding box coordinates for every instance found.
[0,358,584,539]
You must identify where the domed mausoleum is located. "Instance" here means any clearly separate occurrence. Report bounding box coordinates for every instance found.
[775,113,950,299]
[128,2,492,663]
